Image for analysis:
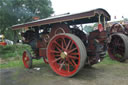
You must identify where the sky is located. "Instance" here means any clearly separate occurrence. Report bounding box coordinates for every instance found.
[51,0,128,21]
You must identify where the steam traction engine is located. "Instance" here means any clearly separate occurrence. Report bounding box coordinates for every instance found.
[107,22,128,62]
[12,8,111,77]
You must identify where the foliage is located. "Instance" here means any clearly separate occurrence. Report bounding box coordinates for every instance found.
[0,0,54,41]
[124,18,128,21]
[83,23,97,33]
[0,44,46,68]
[84,25,93,33]
[0,44,32,59]
[0,60,23,68]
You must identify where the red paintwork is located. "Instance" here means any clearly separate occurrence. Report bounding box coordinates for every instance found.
[50,23,70,37]
[39,48,46,57]
[47,34,80,77]
[98,24,104,32]
[22,51,30,68]
[11,8,112,77]
[87,30,107,65]
[0,42,7,46]
[39,48,48,64]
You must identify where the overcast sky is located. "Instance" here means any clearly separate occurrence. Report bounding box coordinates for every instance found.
[51,0,128,21]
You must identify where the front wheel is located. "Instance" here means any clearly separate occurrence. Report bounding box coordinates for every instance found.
[47,33,87,77]
[22,50,32,68]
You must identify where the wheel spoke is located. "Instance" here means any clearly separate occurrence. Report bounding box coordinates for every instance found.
[59,59,63,64]
[65,40,71,50]
[118,47,124,52]
[69,41,73,50]
[69,52,79,55]
[61,39,64,50]
[62,38,67,48]
[68,55,79,60]
[68,48,77,54]
[52,57,62,63]
[117,40,122,46]
[54,41,62,49]
[55,45,62,52]
[71,59,77,66]
[59,61,65,71]
[66,58,75,68]
[64,61,68,71]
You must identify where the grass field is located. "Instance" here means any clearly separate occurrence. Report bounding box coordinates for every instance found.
[0,56,120,69]
[0,44,32,68]
[0,44,32,59]
[0,59,44,68]
[1,45,128,85]
[0,44,120,69]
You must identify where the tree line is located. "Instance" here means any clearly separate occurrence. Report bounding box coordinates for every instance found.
[0,0,54,41]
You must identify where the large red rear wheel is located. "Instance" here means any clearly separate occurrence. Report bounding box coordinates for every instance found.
[22,50,32,68]
[47,33,87,77]
[108,33,128,62]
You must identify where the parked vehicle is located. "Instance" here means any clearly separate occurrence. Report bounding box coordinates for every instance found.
[12,8,111,77]
[5,39,13,45]
[107,22,128,62]
[0,35,7,46]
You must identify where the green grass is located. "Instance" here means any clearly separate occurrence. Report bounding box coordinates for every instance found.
[0,59,44,68]
[0,56,120,69]
[0,45,121,69]
[0,53,121,69]
[0,44,32,59]
[0,60,23,68]
[99,54,120,65]
[0,44,33,68]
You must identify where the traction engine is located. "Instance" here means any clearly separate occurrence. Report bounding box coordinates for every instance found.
[107,22,128,62]
[12,8,111,77]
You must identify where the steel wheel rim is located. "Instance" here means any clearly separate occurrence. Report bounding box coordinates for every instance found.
[47,34,81,77]
[108,35,125,61]
[23,51,30,68]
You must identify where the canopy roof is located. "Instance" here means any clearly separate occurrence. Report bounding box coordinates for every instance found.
[12,8,111,30]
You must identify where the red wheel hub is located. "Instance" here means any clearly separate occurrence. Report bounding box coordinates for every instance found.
[47,34,86,77]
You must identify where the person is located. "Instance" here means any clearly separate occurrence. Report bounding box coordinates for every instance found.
[21,30,36,43]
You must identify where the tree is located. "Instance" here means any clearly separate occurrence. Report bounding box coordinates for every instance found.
[0,0,54,41]
[83,23,98,33]
[124,18,128,21]
[84,25,93,33]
